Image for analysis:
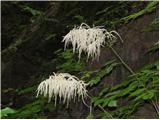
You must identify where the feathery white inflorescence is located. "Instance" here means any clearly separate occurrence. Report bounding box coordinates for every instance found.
[36,72,89,107]
[62,23,122,61]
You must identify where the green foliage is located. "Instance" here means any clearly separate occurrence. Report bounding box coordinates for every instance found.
[2,85,56,119]
[147,42,158,53]
[2,1,159,119]
[1,107,17,118]
[88,60,119,87]
[2,39,23,61]
[110,61,158,101]
[86,113,94,119]
[2,88,15,93]
[73,15,85,23]
[18,85,36,95]
[22,5,43,23]
[5,96,55,119]
[151,18,159,25]
[94,2,131,29]
[23,6,42,17]
[54,49,85,73]
[141,18,159,33]
[90,61,158,118]
[45,34,56,41]
[108,100,117,107]
[113,102,140,118]
[8,98,45,119]
[121,1,158,23]
[46,103,56,112]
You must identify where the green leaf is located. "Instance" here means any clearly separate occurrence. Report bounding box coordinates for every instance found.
[54,49,62,54]
[121,81,138,96]
[88,76,101,87]
[1,107,17,118]
[46,103,56,112]
[147,42,159,53]
[94,99,104,107]
[91,97,99,103]
[18,86,36,95]
[142,90,155,100]
[134,90,155,101]
[129,89,145,97]
[73,15,84,22]
[23,6,41,16]
[8,97,47,119]
[99,87,109,97]
[88,60,119,87]
[102,98,111,107]
[151,18,159,25]
[86,113,94,119]
[121,1,158,23]
[103,59,116,67]
[108,100,117,107]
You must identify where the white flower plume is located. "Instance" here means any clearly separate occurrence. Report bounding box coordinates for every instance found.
[62,23,122,61]
[36,72,89,107]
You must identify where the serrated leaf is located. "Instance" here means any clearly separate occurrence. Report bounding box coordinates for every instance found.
[122,81,138,96]
[94,99,105,107]
[91,97,99,103]
[129,89,145,97]
[102,98,110,107]
[142,90,155,100]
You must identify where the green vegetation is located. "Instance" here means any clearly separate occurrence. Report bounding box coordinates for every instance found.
[1,107,17,118]
[54,49,86,73]
[89,61,158,118]
[121,1,158,23]
[86,60,120,87]
[1,1,159,119]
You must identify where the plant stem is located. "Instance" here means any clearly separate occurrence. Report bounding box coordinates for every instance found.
[97,105,113,119]
[109,46,144,86]
[109,45,159,116]
[87,94,113,119]
[151,100,159,117]
[109,46,134,74]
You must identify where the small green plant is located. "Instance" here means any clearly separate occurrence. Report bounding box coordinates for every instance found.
[1,107,17,118]
[121,1,158,23]
[22,6,42,22]
[23,6,42,17]
[86,60,119,87]
[147,42,159,53]
[89,61,158,118]
[54,49,85,73]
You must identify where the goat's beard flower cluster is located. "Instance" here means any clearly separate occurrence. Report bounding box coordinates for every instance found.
[36,72,88,107]
[62,23,122,61]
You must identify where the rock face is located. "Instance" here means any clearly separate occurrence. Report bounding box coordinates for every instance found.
[86,9,158,119]
[87,9,158,82]
[52,9,159,119]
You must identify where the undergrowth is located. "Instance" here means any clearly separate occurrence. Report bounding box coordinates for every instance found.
[1,1,159,119]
